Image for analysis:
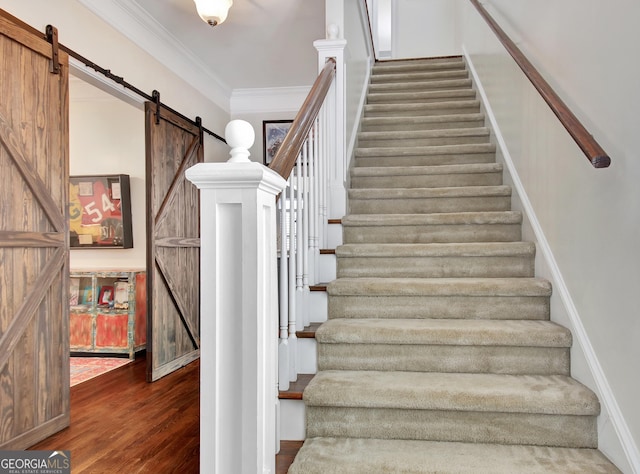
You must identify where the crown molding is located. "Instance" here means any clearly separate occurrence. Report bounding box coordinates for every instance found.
[78,0,231,112]
[230,86,311,114]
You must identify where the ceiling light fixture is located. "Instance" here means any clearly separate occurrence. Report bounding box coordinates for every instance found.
[193,0,233,27]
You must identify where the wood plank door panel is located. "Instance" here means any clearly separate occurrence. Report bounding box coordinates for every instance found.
[0,14,70,448]
[145,103,202,382]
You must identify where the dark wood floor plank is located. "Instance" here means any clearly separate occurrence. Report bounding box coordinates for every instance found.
[29,353,301,472]
[31,354,200,473]
[279,374,314,400]
[277,440,304,473]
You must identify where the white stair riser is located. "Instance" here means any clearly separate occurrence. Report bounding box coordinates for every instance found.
[308,291,328,323]
[280,400,306,441]
[326,223,343,249]
[318,253,336,282]
[297,338,318,374]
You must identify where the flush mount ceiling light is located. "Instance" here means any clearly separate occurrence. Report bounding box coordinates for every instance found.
[193,0,233,27]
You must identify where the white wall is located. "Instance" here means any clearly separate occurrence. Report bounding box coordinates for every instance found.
[458,1,640,471]
[343,0,373,166]
[69,82,146,270]
[391,0,459,59]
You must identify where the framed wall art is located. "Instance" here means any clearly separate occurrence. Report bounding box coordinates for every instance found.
[69,174,133,249]
[263,120,293,165]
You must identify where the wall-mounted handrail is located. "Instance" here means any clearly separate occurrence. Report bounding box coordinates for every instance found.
[269,58,337,179]
[470,0,610,168]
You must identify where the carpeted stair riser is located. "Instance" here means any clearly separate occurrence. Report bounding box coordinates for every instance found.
[290,438,620,474]
[355,142,496,159]
[360,113,485,132]
[328,277,551,321]
[368,88,477,103]
[370,69,470,84]
[348,185,512,215]
[364,100,480,117]
[369,78,473,94]
[336,242,535,278]
[306,406,596,448]
[372,57,465,74]
[357,127,491,148]
[351,165,503,188]
[304,371,599,448]
[342,211,523,244]
[316,319,571,375]
[354,143,497,167]
[318,343,570,375]
[329,294,549,320]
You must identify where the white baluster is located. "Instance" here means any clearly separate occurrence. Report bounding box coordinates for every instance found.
[301,140,310,328]
[287,174,298,382]
[295,154,305,332]
[278,187,290,392]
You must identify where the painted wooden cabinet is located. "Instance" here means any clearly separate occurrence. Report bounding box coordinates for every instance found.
[69,270,146,358]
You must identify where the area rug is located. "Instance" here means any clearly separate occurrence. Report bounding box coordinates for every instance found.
[70,357,132,386]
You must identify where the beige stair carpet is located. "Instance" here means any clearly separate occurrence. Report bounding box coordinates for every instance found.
[288,56,620,473]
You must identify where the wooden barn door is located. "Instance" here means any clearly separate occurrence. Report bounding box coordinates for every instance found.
[145,103,202,381]
[0,16,70,448]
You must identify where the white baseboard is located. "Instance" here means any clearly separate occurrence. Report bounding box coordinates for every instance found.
[463,46,639,474]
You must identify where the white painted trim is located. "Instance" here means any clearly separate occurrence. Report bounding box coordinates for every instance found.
[463,45,640,474]
[345,61,371,172]
[69,58,145,109]
[78,0,231,112]
[230,86,311,115]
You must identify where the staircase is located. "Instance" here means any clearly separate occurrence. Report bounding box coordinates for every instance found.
[287,57,620,473]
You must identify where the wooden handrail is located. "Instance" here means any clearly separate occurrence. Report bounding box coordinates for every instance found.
[470,0,610,168]
[269,58,337,179]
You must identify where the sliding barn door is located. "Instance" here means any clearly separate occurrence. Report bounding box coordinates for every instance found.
[145,103,202,381]
[0,16,70,448]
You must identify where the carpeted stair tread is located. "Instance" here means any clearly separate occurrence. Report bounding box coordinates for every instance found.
[288,438,621,474]
[349,184,511,200]
[370,69,469,83]
[335,242,535,278]
[304,370,599,416]
[350,163,503,188]
[360,112,485,132]
[315,318,571,347]
[364,100,480,117]
[342,210,522,227]
[372,58,465,74]
[369,78,474,93]
[357,127,491,143]
[336,241,534,258]
[355,142,495,158]
[327,277,551,297]
[367,88,477,103]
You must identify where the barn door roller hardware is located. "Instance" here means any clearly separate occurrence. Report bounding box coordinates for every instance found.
[46,25,60,74]
[43,24,225,143]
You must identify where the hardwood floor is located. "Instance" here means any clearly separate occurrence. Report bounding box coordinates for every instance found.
[31,353,301,473]
[32,353,199,473]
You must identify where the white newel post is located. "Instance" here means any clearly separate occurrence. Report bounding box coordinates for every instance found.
[186,120,287,474]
